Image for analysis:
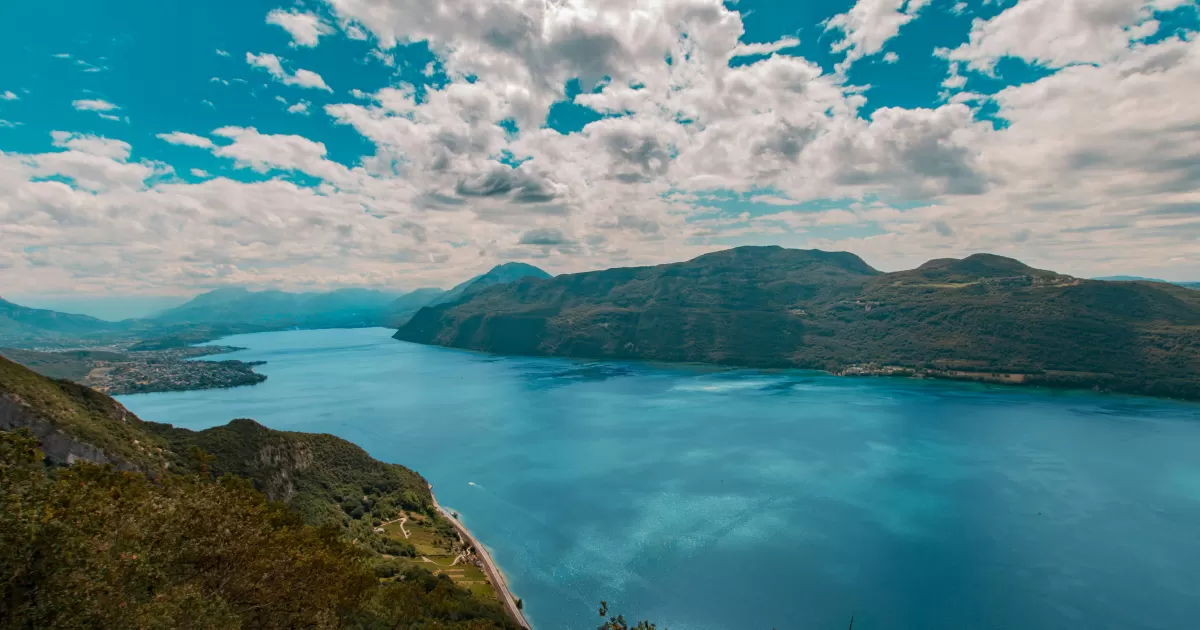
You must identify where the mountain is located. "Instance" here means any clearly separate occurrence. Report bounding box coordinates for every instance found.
[1094,276,1200,289]
[0,354,517,628]
[0,297,131,346]
[384,287,446,326]
[1093,275,1169,282]
[395,246,1200,399]
[153,287,405,329]
[431,262,552,307]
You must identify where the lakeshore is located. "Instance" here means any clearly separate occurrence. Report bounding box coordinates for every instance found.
[431,485,532,629]
[116,327,1200,630]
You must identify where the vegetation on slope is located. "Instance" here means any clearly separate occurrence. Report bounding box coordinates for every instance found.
[0,355,170,470]
[0,357,517,628]
[144,419,435,557]
[396,246,1200,399]
[0,430,516,629]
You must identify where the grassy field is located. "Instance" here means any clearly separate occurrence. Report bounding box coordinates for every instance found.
[380,511,502,603]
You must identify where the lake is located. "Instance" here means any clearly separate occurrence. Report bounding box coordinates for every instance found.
[117,327,1200,630]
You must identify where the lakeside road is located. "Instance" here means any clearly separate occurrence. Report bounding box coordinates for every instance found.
[430,487,532,629]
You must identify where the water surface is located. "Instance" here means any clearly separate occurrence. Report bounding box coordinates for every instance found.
[118,328,1200,630]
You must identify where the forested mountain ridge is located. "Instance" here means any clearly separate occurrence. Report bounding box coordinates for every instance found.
[0,355,517,628]
[431,262,553,307]
[395,246,1200,399]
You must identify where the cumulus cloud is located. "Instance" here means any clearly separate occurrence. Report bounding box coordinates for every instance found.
[826,0,931,70]
[266,9,334,47]
[1,91,18,101]
[71,99,119,112]
[731,37,802,58]
[156,131,215,149]
[246,52,332,91]
[0,0,1198,295]
[947,0,1179,71]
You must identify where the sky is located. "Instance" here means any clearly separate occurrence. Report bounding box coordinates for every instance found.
[1,0,1199,306]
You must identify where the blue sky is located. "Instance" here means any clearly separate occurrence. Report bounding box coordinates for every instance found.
[1,0,1198,313]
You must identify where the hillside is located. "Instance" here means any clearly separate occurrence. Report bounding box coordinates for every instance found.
[431,262,552,307]
[384,287,446,326]
[0,356,517,628]
[395,247,1200,399]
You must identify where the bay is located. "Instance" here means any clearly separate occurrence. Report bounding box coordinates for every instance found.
[117,327,1200,630]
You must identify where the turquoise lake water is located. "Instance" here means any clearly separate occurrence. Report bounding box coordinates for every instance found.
[117,327,1200,630]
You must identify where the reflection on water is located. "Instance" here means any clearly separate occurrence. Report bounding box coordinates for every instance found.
[123,327,1200,630]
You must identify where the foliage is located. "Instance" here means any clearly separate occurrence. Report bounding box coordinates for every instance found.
[397,246,1200,400]
[0,358,518,628]
[144,418,436,547]
[0,355,170,470]
[0,429,516,629]
[0,348,126,381]
[597,601,658,630]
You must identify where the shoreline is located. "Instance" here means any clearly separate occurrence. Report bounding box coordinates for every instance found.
[429,486,531,629]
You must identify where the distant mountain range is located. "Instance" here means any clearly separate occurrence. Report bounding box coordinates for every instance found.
[396,247,1200,400]
[153,262,552,330]
[152,287,404,329]
[1094,275,1200,288]
[0,297,132,346]
[0,262,551,349]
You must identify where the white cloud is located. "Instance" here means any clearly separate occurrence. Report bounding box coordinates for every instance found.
[216,49,231,57]
[731,37,801,58]
[156,131,215,149]
[266,9,334,47]
[246,52,332,91]
[1,0,1198,295]
[191,168,210,178]
[288,101,311,115]
[51,131,132,160]
[1,91,18,101]
[883,51,900,63]
[826,0,931,70]
[71,99,119,112]
[947,0,1180,71]
[343,22,368,40]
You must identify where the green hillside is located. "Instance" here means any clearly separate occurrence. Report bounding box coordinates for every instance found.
[0,356,517,629]
[395,247,1200,399]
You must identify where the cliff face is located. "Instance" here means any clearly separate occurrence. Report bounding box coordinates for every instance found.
[395,246,1200,399]
[0,397,135,470]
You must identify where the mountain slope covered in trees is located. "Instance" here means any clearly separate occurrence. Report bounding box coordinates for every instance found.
[395,246,1200,399]
[0,355,517,628]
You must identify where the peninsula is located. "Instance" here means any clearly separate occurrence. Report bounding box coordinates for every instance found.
[0,345,266,395]
[395,246,1200,400]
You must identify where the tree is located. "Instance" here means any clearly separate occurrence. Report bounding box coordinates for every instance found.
[0,429,516,629]
[597,601,659,630]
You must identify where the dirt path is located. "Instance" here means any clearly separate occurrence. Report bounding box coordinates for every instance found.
[430,486,531,629]
[379,515,410,539]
